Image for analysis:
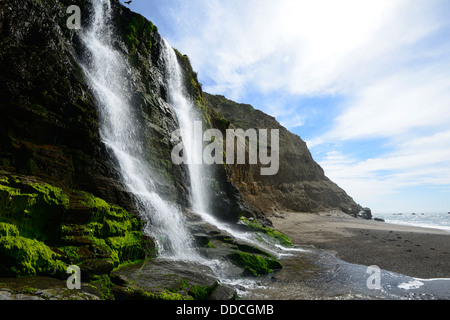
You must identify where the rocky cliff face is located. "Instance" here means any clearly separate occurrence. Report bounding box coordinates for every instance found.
[0,0,163,280]
[0,0,365,299]
[0,0,132,210]
[204,94,362,216]
[0,0,252,287]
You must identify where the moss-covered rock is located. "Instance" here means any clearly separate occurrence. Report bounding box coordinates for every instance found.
[0,172,152,279]
[123,14,156,55]
[0,174,69,243]
[239,217,294,247]
[110,259,234,300]
[58,189,155,271]
[228,251,282,277]
[0,222,66,277]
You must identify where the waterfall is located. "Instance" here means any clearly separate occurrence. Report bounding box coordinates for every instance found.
[161,40,212,216]
[161,44,308,266]
[79,0,292,270]
[161,41,242,238]
[160,41,286,256]
[79,0,197,261]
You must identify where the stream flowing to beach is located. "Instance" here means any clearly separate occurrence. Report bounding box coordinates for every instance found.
[73,0,450,300]
[78,0,291,295]
[160,39,300,293]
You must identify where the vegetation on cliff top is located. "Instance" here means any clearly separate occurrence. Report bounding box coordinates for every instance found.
[124,14,156,55]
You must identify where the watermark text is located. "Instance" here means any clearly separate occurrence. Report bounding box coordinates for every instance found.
[66,265,81,290]
[171,121,280,176]
[366,265,382,290]
[66,5,81,30]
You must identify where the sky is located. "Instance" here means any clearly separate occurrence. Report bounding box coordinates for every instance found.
[120,0,450,213]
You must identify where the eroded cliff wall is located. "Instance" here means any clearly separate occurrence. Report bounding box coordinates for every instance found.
[204,93,362,216]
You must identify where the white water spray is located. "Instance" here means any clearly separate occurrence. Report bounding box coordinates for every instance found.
[161,41,302,262]
[80,2,297,290]
[162,40,213,217]
[79,0,197,261]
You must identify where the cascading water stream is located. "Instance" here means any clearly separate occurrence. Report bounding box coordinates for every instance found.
[161,40,211,217]
[160,41,307,295]
[79,0,197,261]
[161,41,304,260]
[80,0,297,294]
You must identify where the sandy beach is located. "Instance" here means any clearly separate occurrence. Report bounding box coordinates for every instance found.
[270,211,450,279]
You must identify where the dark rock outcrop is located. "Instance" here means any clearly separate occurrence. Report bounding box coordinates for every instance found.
[357,207,373,220]
[0,0,135,212]
[111,259,237,300]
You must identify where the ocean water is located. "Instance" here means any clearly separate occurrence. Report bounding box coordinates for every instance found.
[373,212,450,232]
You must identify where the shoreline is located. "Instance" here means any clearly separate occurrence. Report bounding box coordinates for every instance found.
[270,211,450,280]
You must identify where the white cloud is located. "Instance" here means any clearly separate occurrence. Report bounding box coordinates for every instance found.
[279,113,305,130]
[165,0,446,99]
[317,130,450,211]
[308,56,450,210]
[317,65,450,141]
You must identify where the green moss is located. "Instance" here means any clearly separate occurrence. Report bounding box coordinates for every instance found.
[0,222,66,277]
[164,275,218,300]
[188,283,218,300]
[240,217,294,247]
[30,182,70,209]
[58,190,148,268]
[78,191,139,233]
[56,246,82,263]
[105,231,145,265]
[124,15,154,55]
[229,251,282,277]
[158,290,193,300]
[235,243,275,259]
[0,222,19,237]
[0,178,68,242]
[88,274,114,300]
[123,287,193,300]
[206,240,216,249]
[0,173,148,278]
[0,182,29,198]
[22,286,38,295]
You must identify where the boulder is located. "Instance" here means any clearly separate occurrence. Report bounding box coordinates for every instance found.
[357,207,373,220]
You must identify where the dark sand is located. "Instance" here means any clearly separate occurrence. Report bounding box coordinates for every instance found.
[270,211,450,279]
